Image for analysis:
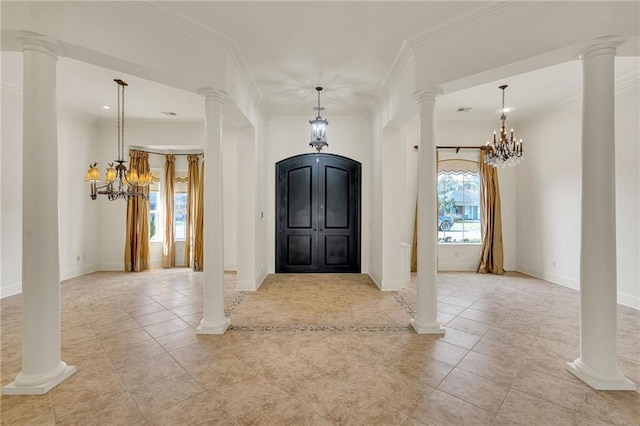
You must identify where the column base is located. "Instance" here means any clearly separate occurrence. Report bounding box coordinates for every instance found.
[566,358,636,391]
[196,317,231,335]
[3,362,76,395]
[411,318,445,335]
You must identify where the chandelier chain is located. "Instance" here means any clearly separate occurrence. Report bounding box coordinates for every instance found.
[121,83,124,162]
[86,79,149,201]
[484,84,524,168]
[117,82,122,162]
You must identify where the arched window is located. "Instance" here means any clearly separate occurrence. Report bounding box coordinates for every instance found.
[437,151,481,243]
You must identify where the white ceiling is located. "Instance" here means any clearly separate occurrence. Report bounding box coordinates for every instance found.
[1,2,638,123]
[1,52,204,121]
[437,57,640,122]
[155,1,485,117]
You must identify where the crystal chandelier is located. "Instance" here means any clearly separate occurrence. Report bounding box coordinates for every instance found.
[484,85,523,168]
[309,87,329,152]
[85,79,152,200]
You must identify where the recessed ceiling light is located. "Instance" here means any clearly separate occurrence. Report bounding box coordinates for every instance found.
[102,105,111,110]
[161,111,177,116]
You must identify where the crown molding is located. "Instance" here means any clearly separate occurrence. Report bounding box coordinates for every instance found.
[367,40,415,118]
[518,69,640,123]
[0,80,22,102]
[407,1,553,52]
[100,2,229,55]
[368,1,553,121]
[2,80,98,121]
[616,69,640,93]
[101,2,271,121]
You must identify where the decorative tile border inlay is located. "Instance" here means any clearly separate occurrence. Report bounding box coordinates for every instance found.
[225,285,417,333]
[230,324,412,333]
[224,293,246,316]
[392,291,416,317]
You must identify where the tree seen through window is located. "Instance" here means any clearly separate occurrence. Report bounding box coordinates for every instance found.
[437,170,481,243]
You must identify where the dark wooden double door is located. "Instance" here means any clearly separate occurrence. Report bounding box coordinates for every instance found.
[276,154,361,273]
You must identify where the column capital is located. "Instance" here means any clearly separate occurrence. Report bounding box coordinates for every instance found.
[414,88,443,105]
[578,36,625,62]
[21,37,58,60]
[197,87,226,103]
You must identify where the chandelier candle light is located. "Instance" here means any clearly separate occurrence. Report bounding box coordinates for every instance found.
[484,84,524,168]
[309,86,329,152]
[85,79,153,200]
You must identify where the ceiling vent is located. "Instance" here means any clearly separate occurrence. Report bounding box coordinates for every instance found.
[457,107,472,112]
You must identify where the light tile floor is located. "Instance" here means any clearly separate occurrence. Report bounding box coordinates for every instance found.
[1,270,638,425]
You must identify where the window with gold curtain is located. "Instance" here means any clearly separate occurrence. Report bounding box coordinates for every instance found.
[162,154,176,268]
[193,160,204,271]
[124,150,150,272]
[185,154,199,268]
[477,151,505,274]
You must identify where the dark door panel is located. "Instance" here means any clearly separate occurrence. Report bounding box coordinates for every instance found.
[324,166,349,228]
[287,235,313,266]
[287,166,313,228]
[276,153,360,273]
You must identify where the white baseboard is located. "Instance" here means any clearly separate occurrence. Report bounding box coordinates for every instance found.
[236,279,257,291]
[438,262,478,271]
[369,273,382,290]
[617,291,640,310]
[518,264,639,310]
[60,264,98,281]
[96,263,124,271]
[381,280,405,291]
[516,263,580,291]
[1,282,22,299]
[255,270,268,290]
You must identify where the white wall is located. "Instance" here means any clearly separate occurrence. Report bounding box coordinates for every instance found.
[58,111,100,280]
[368,116,383,286]
[1,91,100,297]
[96,120,239,271]
[266,117,371,275]
[516,101,582,289]
[255,116,269,286]
[380,128,407,289]
[222,126,238,271]
[614,84,639,309]
[517,81,639,309]
[1,92,23,297]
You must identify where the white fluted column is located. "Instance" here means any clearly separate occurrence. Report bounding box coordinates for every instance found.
[196,88,230,334]
[3,39,76,395]
[411,90,445,335]
[566,37,635,390]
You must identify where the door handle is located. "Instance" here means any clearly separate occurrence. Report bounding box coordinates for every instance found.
[320,227,324,231]
[313,223,317,231]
